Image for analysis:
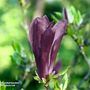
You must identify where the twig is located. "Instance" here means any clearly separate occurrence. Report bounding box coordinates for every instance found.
[21,3,29,40]
[71,34,90,70]
[44,85,49,90]
[20,0,33,53]
[23,72,28,81]
[80,51,90,70]
[77,71,90,88]
[71,52,80,67]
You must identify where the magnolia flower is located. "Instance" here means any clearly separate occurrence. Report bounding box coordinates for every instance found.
[29,15,67,80]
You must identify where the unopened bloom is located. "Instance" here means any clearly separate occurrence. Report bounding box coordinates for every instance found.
[29,15,67,80]
[63,7,68,23]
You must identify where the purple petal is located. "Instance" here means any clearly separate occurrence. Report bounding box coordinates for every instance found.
[29,18,41,78]
[29,15,50,48]
[63,7,68,23]
[53,20,67,43]
[29,18,38,48]
[41,15,50,28]
[49,20,67,73]
[47,21,54,29]
[40,28,55,79]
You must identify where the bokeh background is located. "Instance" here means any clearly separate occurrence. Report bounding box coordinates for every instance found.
[0,0,90,90]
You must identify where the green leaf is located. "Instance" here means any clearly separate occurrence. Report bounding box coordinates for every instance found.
[51,14,59,23]
[10,55,17,64]
[78,30,82,36]
[12,41,21,54]
[11,51,25,65]
[33,76,41,82]
[55,12,63,19]
[67,25,76,36]
[70,6,77,16]
[52,66,70,79]
[77,37,82,44]
[69,6,77,24]
[83,46,87,52]
[14,52,21,65]
[60,73,68,90]
[54,80,61,90]
[23,79,30,88]
[66,8,74,23]
[75,10,82,25]
[25,3,31,9]
[46,74,51,83]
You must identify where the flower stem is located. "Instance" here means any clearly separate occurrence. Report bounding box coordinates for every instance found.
[80,51,90,70]
[44,85,49,90]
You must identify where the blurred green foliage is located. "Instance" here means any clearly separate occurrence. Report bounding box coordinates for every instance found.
[0,81,6,90]
[0,0,90,90]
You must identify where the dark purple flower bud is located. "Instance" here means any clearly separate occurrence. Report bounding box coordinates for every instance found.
[63,7,68,23]
[53,60,62,74]
[29,15,67,80]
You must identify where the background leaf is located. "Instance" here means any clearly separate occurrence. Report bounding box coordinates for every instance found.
[54,80,61,90]
[52,66,70,79]
[60,73,68,90]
